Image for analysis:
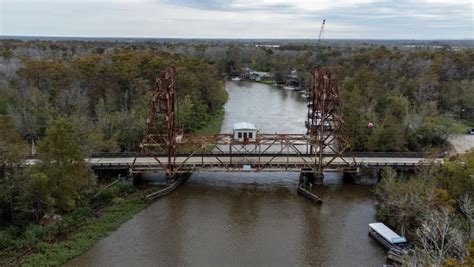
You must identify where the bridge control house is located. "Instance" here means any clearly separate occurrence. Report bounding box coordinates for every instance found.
[233,122,257,142]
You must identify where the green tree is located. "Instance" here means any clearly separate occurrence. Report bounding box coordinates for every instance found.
[0,115,28,176]
[367,115,407,152]
[0,115,28,224]
[407,116,453,151]
[436,150,474,201]
[177,95,211,132]
[37,119,92,212]
[19,171,53,221]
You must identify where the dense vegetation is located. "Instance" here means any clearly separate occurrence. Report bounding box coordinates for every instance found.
[374,151,474,265]
[0,44,227,153]
[0,115,143,265]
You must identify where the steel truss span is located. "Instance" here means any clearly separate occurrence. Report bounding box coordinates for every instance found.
[131,66,433,178]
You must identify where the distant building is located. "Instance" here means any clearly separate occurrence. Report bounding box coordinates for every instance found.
[284,69,301,90]
[286,69,299,87]
[243,67,272,81]
[255,44,280,48]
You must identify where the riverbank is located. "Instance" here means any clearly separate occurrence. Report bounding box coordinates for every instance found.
[0,109,227,266]
[197,108,225,134]
[0,182,153,266]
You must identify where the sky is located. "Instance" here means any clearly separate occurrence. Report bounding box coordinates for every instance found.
[0,0,473,39]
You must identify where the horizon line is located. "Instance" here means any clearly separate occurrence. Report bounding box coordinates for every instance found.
[1,35,473,41]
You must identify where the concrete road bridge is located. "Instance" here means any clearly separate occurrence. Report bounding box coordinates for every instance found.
[89,153,442,174]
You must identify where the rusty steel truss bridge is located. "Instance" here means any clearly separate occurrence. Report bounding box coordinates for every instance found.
[87,66,442,185]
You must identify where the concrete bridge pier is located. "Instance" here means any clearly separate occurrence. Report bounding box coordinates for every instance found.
[299,169,324,188]
[166,173,176,185]
[297,171,323,203]
[354,167,362,184]
[314,173,324,185]
[94,167,129,182]
[299,170,317,187]
[373,168,382,182]
[299,172,310,189]
[342,168,362,184]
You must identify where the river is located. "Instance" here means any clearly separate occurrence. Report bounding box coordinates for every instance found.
[67,81,385,266]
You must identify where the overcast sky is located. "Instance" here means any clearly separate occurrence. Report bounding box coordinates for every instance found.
[1,0,472,39]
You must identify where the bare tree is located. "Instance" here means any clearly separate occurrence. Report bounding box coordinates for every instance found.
[416,208,466,265]
[404,248,431,267]
[459,193,474,239]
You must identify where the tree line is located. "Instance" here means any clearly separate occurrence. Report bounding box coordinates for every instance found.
[1,47,228,149]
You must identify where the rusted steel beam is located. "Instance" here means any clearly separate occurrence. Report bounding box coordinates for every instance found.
[133,67,182,179]
[132,67,356,177]
[307,67,356,175]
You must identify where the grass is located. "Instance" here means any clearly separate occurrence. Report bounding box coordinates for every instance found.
[21,198,146,266]
[177,109,226,153]
[0,183,154,266]
[259,80,274,85]
[196,108,225,135]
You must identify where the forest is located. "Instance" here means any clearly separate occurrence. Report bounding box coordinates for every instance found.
[0,44,228,153]
[0,39,473,265]
[1,39,472,154]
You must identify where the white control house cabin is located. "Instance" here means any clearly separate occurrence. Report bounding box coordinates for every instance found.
[233,122,257,142]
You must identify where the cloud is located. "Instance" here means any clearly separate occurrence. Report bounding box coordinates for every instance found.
[230,0,381,12]
[1,0,472,39]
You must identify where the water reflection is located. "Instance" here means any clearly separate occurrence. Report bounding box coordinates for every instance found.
[221,81,307,134]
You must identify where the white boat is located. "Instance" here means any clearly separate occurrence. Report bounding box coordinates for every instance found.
[283,85,301,91]
[368,223,407,250]
[231,77,242,81]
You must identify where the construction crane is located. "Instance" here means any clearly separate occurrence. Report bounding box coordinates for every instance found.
[313,19,326,66]
[317,19,326,49]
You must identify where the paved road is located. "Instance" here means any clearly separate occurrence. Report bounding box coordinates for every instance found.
[448,135,474,154]
[87,156,443,172]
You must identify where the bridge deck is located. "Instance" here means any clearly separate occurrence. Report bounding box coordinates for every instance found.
[87,155,443,173]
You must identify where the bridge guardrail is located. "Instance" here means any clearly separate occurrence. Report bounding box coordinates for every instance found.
[88,151,429,158]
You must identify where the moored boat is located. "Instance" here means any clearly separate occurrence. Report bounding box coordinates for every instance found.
[368,223,407,250]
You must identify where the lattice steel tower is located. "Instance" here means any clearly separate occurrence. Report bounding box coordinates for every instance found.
[306,67,355,184]
[132,67,182,182]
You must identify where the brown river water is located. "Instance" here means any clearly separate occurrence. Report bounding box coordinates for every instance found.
[67,82,385,266]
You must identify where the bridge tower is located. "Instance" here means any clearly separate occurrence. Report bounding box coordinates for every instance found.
[305,67,355,184]
[132,67,182,183]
